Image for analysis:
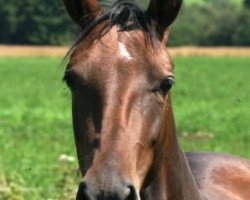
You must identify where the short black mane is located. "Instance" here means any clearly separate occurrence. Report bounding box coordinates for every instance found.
[67,1,157,56]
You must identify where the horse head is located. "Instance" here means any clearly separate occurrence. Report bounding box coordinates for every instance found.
[63,0,182,199]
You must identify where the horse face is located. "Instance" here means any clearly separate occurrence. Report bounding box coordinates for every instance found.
[63,1,181,199]
[65,27,174,199]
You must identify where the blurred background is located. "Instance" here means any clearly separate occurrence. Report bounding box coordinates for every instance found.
[0,0,249,200]
[0,0,250,46]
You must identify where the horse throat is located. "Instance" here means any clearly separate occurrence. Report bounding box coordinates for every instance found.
[141,97,202,200]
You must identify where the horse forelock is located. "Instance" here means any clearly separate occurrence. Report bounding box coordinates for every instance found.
[66,1,158,58]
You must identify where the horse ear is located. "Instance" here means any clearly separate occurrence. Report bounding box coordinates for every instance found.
[63,0,103,27]
[147,0,182,42]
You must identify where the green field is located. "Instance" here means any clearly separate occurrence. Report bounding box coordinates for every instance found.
[186,0,242,5]
[0,57,249,200]
[138,0,243,7]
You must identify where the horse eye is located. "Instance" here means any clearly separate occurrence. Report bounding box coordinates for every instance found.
[157,77,175,96]
[63,70,75,90]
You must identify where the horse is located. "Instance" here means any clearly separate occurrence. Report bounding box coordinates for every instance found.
[62,0,250,199]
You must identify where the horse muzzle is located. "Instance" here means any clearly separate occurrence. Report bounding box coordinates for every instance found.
[76,181,139,200]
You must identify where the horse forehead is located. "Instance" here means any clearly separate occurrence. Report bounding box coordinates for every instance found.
[118,42,133,61]
[71,26,171,76]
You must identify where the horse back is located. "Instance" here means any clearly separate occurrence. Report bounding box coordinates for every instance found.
[186,152,250,200]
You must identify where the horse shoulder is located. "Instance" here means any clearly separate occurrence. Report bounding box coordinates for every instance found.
[185,152,250,200]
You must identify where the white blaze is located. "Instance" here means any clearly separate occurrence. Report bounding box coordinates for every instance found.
[118,42,132,60]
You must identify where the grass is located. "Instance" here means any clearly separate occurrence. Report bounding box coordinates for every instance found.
[0,58,77,200]
[173,57,250,157]
[187,0,243,5]
[0,56,249,199]
[138,0,243,8]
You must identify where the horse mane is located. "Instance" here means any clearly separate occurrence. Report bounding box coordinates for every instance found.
[67,0,157,57]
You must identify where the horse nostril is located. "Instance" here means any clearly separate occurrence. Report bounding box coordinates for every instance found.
[125,185,137,200]
[76,182,138,200]
[76,182,94,200]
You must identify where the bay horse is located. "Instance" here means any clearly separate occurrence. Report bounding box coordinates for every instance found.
[62,0,250,199]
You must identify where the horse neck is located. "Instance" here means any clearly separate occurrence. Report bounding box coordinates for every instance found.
[144,96,202,200]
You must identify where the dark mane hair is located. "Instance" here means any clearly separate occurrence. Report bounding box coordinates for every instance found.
[67,1,157,57]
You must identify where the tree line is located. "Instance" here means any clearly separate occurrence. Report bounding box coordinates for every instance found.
[0,0,77,45]
[169,0,250,46]
[0,0,249,46]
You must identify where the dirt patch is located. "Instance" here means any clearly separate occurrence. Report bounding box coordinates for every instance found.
[0,45,250,57]
[170,46,250,57]
[0,45,68,57]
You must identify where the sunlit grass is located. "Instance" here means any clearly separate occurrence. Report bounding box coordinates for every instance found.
[0,58,78,200]
[173,57,250,157]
